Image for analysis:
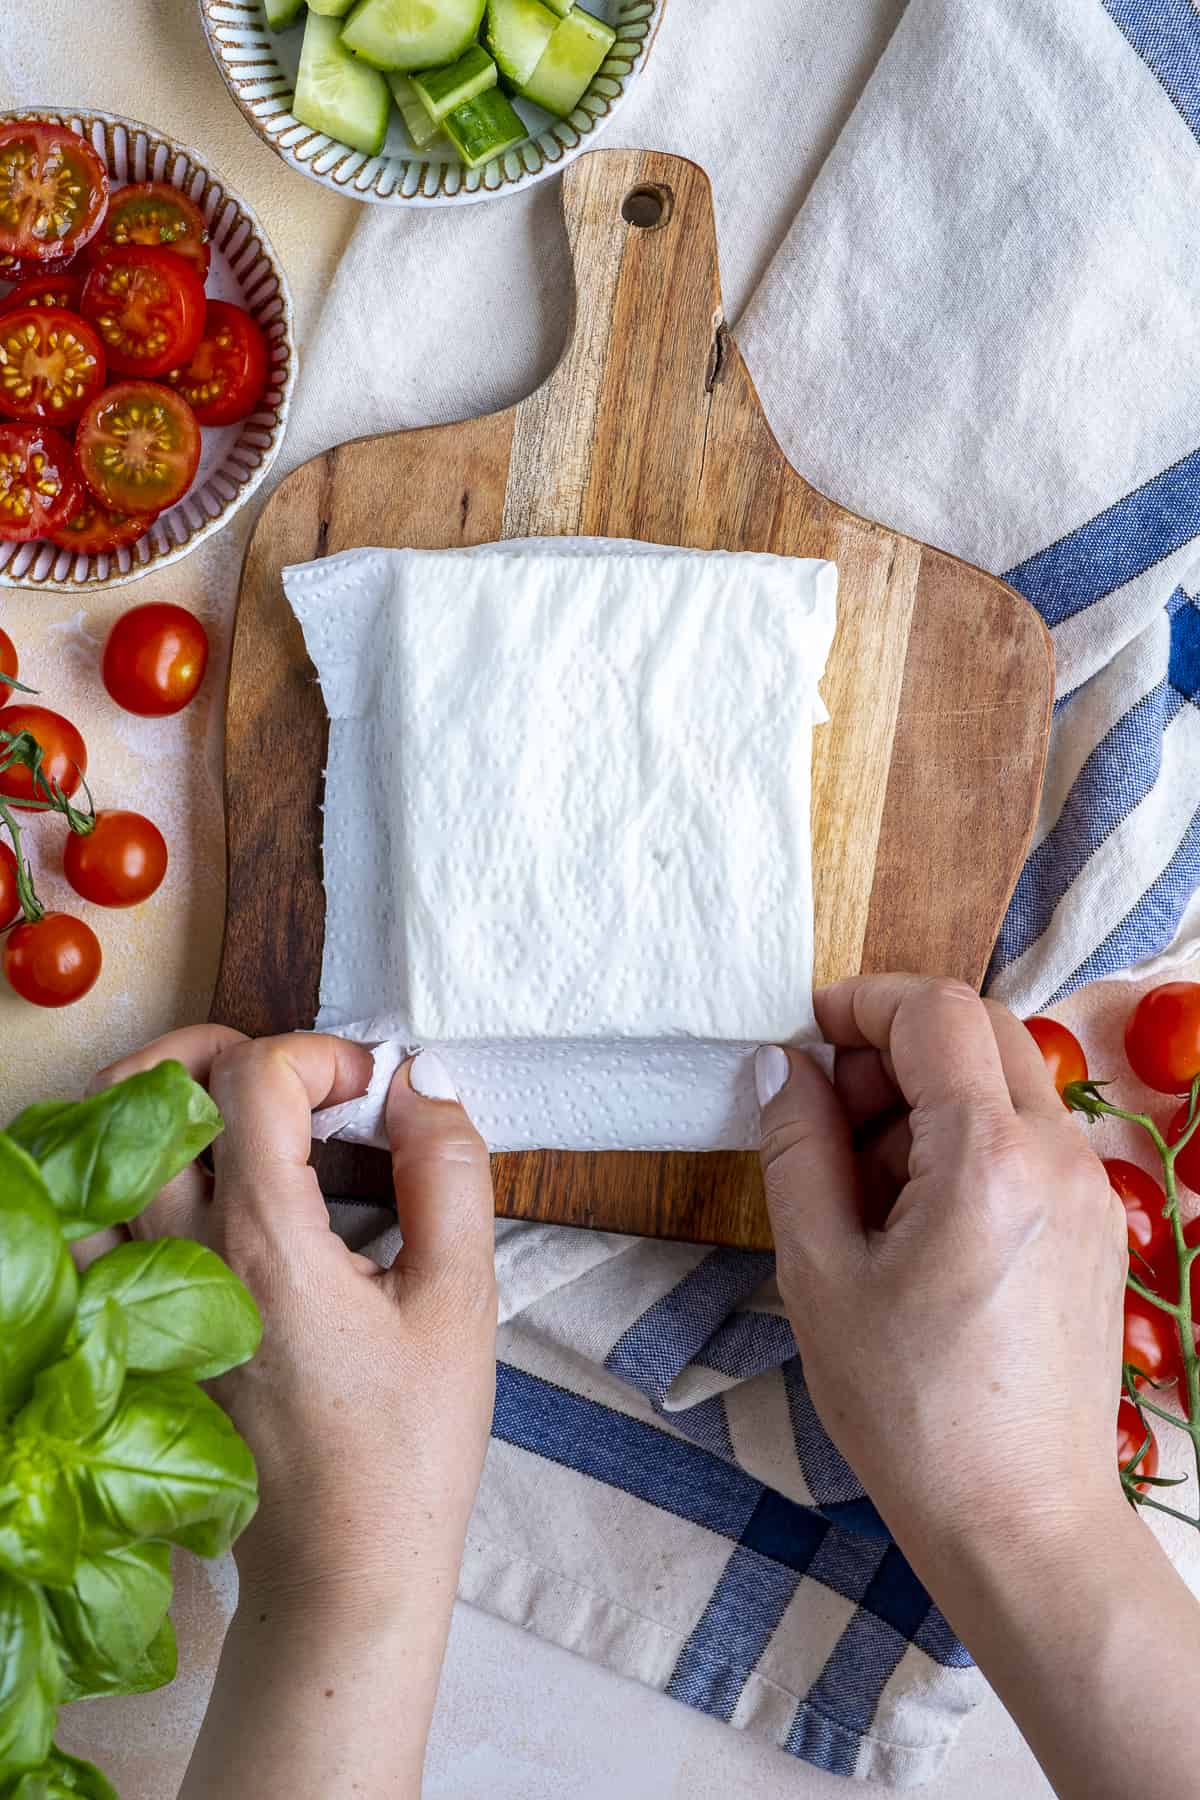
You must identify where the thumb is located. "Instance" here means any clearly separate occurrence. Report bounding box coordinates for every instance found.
[383,1051,496,1295]
[757,1047,864,1277]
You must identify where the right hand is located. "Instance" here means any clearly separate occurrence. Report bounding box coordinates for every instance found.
[758,975,1128,1561]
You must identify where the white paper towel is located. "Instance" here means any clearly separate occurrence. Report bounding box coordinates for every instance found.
[288,540,837,1152]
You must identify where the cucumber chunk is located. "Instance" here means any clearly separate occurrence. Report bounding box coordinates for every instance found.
[264,0,306,28]
[387,72,447,149]
[485,0,558,88]
[443,87,526,167]
[340,0,486,72]
[411,45,497,123]
[542,0,574,14]
[307,0,353,15]
[521,4,614,115]
[294,9,391,153]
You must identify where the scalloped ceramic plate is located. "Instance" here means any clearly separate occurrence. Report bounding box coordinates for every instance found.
[0,108,296,593]
[200,0,664,205]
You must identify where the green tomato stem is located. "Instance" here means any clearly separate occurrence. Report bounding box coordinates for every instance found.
[0,799,44,924]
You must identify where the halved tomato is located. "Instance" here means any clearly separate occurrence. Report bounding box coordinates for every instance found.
[80,245,206,378]
[0,423,80,540]
[0,307,106,425]
[75,381,200,516]
[0,123,108,265]
[165,301,269,427]
[88,181,211,280]
[0,272,84,315]
[47,491,156,557]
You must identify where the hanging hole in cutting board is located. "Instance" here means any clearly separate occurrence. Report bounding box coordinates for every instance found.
[621,185,672,229]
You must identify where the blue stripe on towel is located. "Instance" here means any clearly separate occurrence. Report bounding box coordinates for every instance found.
[1003,446,1200,627]
[1169,589,1200,699]
[606,1251,776,1404]
[1102,0,1200,143]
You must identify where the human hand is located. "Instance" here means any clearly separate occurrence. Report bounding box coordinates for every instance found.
[757,975,1127,1564]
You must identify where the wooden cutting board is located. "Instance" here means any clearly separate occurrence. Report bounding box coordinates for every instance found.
[212,148,1052,1249]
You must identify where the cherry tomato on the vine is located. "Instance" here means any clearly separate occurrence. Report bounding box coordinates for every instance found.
[1104,1158,1173,1279]
[1023,1015,1088,1101]
[0,703,87,806]
[102,602,209,716]
[0,123,108,265]
[1168,1100,1200,1197]
[1125,982,1200,1094]
[0,841,19,930]
[64,809,167,908]
[3,911,101,1007]
[1123,1287,1183,1387]
[1116,1396,1159,1494]
[0,624,18,706]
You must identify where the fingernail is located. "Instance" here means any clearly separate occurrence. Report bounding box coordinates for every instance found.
[409,1048,459,1103]
[754,1045,790,1109]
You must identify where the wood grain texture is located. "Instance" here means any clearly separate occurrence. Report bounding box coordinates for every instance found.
[213,148,1053,1249]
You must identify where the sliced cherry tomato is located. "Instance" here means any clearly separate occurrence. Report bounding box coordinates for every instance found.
[0,250,77,283]
[0,306,106,425]
[47,492,156,557]
[0,703,87,806]
[1123,1286,1182,1387]
[0,623,17,706]
[80,245,206,379]
[102,602,209,716]
[165,301,269,428]
[0,123,108,265]
[64,809,167,907]
[0,840,19,929]
[1104,1158,1173,1279]
[3,910,101,1006]
[1125,982,1200,1095]
[1023,1015,1088,1101]
[88,181,210,280]
[0,272,83,315]
[1117,1396,1159,1494]
[0,422,80,541]
[76,381,200,516]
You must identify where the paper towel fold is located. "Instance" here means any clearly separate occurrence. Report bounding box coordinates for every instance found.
[290,539,836,1153]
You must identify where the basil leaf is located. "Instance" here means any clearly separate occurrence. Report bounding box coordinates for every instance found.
[6,1064,222,1242]
[61,1614,177,1704]
[0,1576,60,1785]
[48,1542,173,1701]
[78,1240,262,1382]
[0,1138,77,1418]
[74,1377,258,1558]
[6,1746,119,1799]
[0,1448,81,1590]
[16,1303,126,1444]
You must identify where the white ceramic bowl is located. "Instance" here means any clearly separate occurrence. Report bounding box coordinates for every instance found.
[199,0,664,205]
[0,108,296,592]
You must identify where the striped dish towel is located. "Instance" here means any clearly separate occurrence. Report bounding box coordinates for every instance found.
[314,0,1200,1786]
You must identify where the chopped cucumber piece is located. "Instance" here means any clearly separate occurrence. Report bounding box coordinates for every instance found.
[443,87,526,167]
[340,0,486,71]
[542,0,574,14]
[411,45,497,123]
[387,72,446,148]
[264,0,306,28]
[521,3,614,115]
[307,0,353,14]
[294,10,391,153]
[486,0,558,87]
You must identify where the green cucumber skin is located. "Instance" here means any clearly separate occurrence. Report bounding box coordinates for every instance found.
[340,0,487,72]
[520,3,614,116]
[307,0,353,15]
[264,0,306,29]
[294,9,391,153]
[411,44,497,122]
[443,87,526,167]
[485,0,558,87]
[542,0,573,14]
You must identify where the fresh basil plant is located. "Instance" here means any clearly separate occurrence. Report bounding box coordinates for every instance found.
[0,1064,261,1798]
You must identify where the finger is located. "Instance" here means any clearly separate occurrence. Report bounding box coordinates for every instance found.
[857,1114,913,1228]
[816,975,1013,1122]
[834,1047,904,1133]
[383,1052,496,1294]
[984,999,1065,1118]
[757,1047,865,1274]
[208,1034,375,1237]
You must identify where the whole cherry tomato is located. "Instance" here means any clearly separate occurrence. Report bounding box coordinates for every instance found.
[0,624,17,706]
[0,704,87,807]
[102,602,209,716]
[1125,982,1200,1094]
[3,911,101,1007]
[64,809,167,908]
[1168,1100,1200,1197]
[1123,1286,1183,1387]
[1104,1158,1172,1279]
[1116,1396,1159,1494]
[0,841,19,929]
[1023,1015,1088,1101]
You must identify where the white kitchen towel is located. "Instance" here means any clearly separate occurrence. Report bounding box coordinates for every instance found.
[288,539,837,1151]
[286,0,1199,1788]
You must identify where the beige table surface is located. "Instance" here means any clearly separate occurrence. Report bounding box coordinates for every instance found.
[4,10,1200,1798]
